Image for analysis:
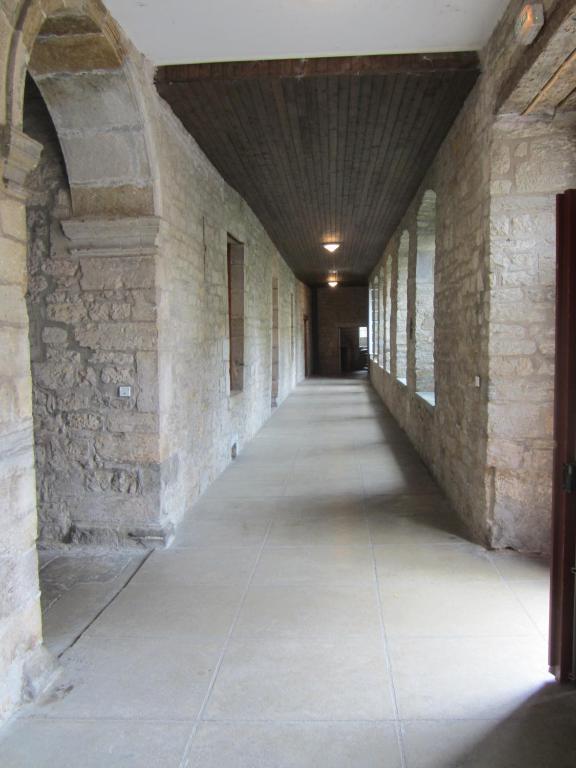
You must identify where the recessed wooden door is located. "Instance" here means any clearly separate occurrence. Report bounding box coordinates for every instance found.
[550,189,576,682]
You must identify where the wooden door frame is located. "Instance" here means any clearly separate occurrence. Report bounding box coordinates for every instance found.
[550,189,576,682]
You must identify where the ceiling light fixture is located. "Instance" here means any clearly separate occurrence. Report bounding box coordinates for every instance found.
[323,243,341,253]
[327,272,339,288]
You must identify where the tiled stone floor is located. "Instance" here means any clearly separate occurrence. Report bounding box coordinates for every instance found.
[2,378,576,766]
[38,551,147,657]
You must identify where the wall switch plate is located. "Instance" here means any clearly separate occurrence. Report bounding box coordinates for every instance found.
[474,376,481,388]
[118,385,132,398]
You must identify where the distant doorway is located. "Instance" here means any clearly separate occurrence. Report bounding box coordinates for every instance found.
[339,326,369,374]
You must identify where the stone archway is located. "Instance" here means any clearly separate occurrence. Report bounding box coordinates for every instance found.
[0,0,163,723]
[4,1,158,216]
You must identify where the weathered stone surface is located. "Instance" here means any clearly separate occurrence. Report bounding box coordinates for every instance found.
[370,0,576,554]
[75,322,157,351]
[29,34,123,75]
[80,257,154,291]
[37,70,140,131]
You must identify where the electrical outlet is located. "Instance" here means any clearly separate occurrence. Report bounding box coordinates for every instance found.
[118,385,132,398]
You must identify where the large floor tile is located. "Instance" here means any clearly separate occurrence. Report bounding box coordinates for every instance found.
[254,545,375,585]
[268,514,370,546]
[204,636,395,721]
[487,551,550,582]
[0,720,191,768]
[186,722,403,768]
[507,579,550,638]
[368,515,467,547]
[365,494,450,519]
[234,583,382,640]
[173,518,270,548]
[390,636,550,720]
[88,584,242,640]
[131,547,258,586]
[380,577,538,638]
[284,476,365,497]
[41,583,124,657]
[275,494,366,520]
[374,541,500,582]
[29,635,221,720]
[202,479,285,498]
[186,497,278,521]
[362,470,439,496]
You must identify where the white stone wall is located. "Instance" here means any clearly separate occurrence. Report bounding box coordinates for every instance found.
[488,111,576,552]
[370,0,576,553]
[134,63,310,532]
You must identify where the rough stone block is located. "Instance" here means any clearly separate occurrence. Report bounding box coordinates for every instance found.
[75,323,157,351]
[107,411,158,434]
[29,34,123,76]
[95,433,160,464]
[41,327,68,346]
[37,70,140,131]
[80,257,154,291]
[63,130,150,187]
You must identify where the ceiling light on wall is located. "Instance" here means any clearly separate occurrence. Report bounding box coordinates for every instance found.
[515,3,544,45]
[323,243,341,253]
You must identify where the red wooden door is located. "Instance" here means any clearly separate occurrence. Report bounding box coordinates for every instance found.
[550,189,576,682]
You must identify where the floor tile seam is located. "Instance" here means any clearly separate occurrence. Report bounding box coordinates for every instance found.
[169,543,270,551]
[178,520,274,768]
[380,633,547,642]
[376,576,514,587]
[364,497,408,768]
[163,543,270,550]
[18,715,201,723]
[202,494,287,500]
[261,544,374,550]
[81,630,387,642]
[398,714,575,723]
[197,717,400,724]
[488,559,550,643]
[55,550,154,659]
[250,580,379,587]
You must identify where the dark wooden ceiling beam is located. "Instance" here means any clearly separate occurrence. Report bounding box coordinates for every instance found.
[156,55,479,284]
[497,0,576,115]
[156,52,479,84]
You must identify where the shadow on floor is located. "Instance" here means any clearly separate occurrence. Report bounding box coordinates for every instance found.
[401,682,576,767]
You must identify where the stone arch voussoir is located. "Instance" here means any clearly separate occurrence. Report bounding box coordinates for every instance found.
[4,0,157,217]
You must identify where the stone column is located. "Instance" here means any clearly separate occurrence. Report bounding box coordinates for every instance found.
[0,128,56,722]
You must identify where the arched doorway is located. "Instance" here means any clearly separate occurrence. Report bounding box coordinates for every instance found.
[1,0,161,720]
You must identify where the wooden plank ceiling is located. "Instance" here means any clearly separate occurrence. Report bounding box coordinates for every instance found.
[156,54,479,285]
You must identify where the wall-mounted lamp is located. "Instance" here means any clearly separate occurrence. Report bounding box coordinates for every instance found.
[515,3,544,45]
[327,273,339,288]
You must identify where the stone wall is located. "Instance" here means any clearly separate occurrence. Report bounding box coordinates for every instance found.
[148,95,310,527]
[0,0,310,724]
[488,111,576,551]
[24,79,164,546]
[317,286,368,376]
[370,0,576,553]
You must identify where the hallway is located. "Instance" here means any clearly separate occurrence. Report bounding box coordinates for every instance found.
[1,378,571,767]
